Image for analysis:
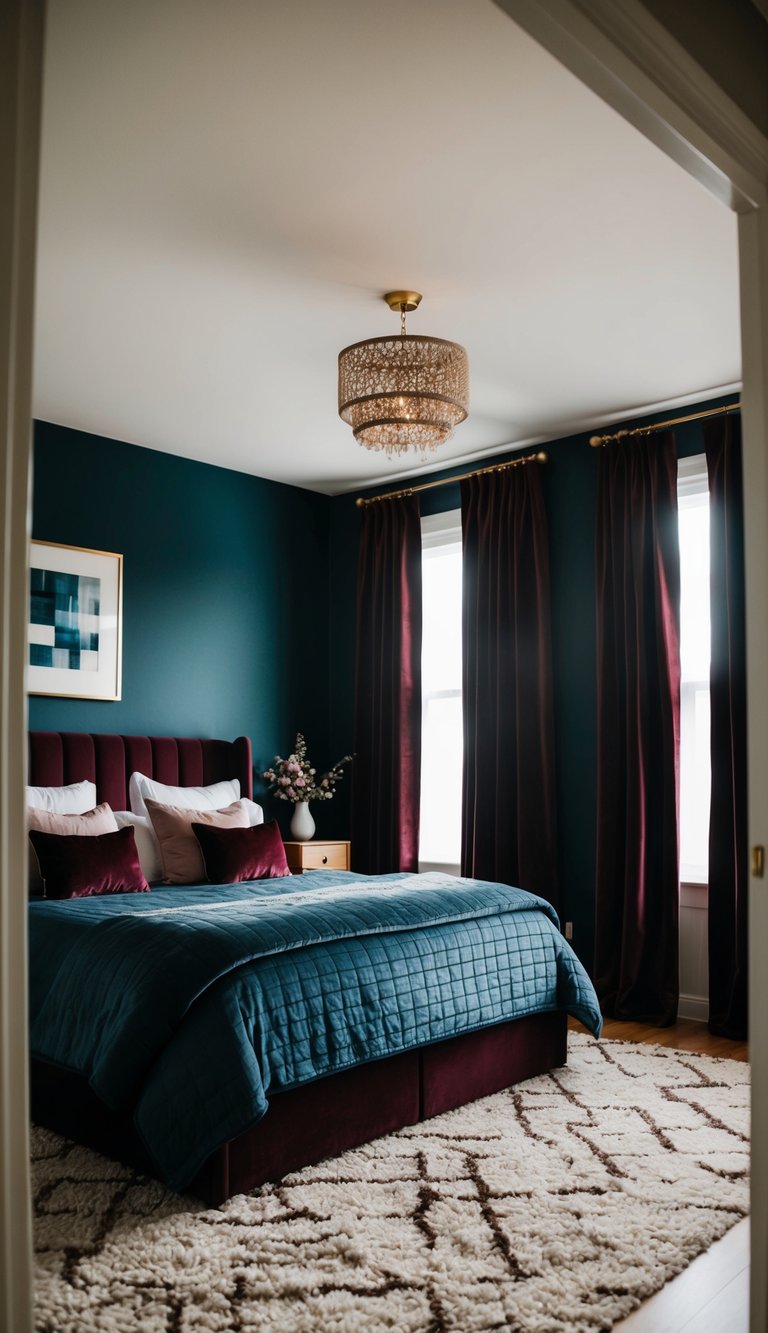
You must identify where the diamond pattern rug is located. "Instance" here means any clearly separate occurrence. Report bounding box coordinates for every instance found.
[32,1034,750,1331]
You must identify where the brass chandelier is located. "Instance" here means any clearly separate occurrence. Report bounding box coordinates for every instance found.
[338,291,469,456]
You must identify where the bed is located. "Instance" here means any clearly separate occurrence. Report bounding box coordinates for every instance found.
[28,731,601,1205]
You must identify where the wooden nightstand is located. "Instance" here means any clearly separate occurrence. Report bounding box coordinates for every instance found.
[283,839,351,873]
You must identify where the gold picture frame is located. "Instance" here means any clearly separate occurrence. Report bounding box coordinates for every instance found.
[28,541,123,700]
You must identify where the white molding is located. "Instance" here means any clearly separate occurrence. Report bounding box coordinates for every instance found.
[676,454,708,502]
[678,994,709,1023]
[496,0,768,209]
[420,509,462,549]
[0,3,43,1331]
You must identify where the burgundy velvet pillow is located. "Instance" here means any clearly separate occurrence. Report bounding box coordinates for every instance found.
[27,803,119,898]
[192,819,290,884]
[28,826,151,899]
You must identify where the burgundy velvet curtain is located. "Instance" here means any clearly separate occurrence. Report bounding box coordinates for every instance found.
[706,414,748,1040]
[352,495,422,874]
[594,432,680,1025]
[460,465,558,907]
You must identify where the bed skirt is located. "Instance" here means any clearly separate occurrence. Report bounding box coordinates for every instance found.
[31,1009,567,1206]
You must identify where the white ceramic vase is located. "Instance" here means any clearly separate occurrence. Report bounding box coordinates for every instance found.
[290,801,316,841]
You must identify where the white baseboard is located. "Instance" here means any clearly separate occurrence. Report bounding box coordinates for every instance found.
[678,993,709,1022]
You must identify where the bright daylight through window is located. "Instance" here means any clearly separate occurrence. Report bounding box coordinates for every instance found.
[678,455,711,885]
[419,511,463,871]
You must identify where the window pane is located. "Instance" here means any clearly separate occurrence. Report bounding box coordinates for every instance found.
[422,543,462,694]
[419,694,463,866]
[677,460,710,884]
[420,521,463,869]
[678,494,710,683]
[679,682,711,883]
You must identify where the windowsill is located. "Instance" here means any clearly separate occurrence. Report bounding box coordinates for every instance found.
[680,881,708,909]
[418,860,461,877]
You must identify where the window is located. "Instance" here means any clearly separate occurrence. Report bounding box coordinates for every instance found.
[677,455,711,885]
[419,510,463,871]
[417,471,712,886]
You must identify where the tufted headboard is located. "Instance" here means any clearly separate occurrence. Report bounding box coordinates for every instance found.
[28,732,253,812]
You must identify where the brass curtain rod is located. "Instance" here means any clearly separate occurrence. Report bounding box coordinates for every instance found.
[588,401,741,448]
[354,450,548,508]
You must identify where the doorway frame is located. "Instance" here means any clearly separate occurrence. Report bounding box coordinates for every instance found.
[496,3,768,1329]
[1,2,766,1327]
[0,2,44,1331]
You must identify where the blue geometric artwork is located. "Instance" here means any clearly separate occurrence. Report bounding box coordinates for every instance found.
[28,541,122,700]
[29,568,101,672]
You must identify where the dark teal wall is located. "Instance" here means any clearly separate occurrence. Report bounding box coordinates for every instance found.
[31,394,739,929]
[327,393,740,972]
[30,422,336,830]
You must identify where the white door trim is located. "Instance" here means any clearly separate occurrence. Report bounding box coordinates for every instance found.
[0,2,45,1330]
[496,0,768,209]
[497,3,768,1329]
[738,203,768,1333]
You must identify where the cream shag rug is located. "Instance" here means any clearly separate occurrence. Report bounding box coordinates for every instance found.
[33,1034,749,1332]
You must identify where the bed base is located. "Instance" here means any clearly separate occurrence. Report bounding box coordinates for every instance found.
[27,731,567,1205]
[31,1010,567,1206]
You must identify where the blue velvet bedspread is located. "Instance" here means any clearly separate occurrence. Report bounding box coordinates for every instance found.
[29,871,601,1189]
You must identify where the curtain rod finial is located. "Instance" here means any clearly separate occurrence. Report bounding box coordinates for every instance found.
[589,435,604,448]
[535,450,548,463]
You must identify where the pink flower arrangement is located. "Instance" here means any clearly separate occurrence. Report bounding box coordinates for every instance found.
[262,733,353,803]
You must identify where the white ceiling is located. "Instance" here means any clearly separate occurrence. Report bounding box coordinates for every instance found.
[34,0,740,496]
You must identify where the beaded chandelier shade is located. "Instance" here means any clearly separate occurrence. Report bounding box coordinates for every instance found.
[338,292,469,456]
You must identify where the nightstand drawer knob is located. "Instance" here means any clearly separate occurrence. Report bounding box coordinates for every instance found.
[322,855,328,864]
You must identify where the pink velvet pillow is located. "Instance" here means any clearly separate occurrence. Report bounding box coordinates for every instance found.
[192,819,291,884]
[145,798,251,884]
[28,802,118,836]
[28,826,151,899]
[28,803,119,896]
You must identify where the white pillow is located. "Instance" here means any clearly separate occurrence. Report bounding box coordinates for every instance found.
[114,812,164,884]
[239,797,264,828]
[129,773,241,821]
[25,779,97,814]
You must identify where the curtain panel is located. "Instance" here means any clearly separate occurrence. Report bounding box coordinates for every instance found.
[706,414,748,1040]
[352,495,422,874]
[594,432,680,1025]
[460,465,558,907]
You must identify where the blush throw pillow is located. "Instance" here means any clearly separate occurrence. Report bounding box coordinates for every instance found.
[145,798,251,884]
[27,803,119,897]
[192,819,291,884]
[27,803,118,837]
[129,773,241,821]
[26,779,97,815]
[28,826,151,899]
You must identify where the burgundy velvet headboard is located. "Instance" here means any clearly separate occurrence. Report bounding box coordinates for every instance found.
[28,733,253,812]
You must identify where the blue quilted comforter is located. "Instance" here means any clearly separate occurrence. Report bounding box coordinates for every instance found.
[29,871,601,1189]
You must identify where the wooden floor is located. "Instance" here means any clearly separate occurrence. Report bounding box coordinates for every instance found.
[569,1017,750,1331]
[586,1015,749,1064]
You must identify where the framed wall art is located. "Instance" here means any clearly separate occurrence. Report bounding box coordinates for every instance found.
[28,541,123,700]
